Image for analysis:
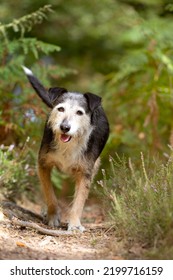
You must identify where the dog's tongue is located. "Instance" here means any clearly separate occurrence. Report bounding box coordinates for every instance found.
[60,134,71,143]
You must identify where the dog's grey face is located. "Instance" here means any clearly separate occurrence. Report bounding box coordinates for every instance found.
[48,92,92,143]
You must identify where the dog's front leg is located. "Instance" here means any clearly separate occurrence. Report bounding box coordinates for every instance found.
[38,164,60,227]
[68,174,91,232]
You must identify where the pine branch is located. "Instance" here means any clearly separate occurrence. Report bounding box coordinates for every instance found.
[0,5,53,38]
[20,38,61,59]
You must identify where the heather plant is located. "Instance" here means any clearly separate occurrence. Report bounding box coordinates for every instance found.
[99,153,173,248]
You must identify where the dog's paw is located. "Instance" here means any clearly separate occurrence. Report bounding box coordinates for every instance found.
[48,212,61,228]
[67,223,85,232]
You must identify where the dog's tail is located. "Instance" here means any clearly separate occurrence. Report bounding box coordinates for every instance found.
[22,66,53,108]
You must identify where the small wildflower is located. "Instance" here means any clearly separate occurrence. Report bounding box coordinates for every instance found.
[8,144,15,152]
[26,137,30,143]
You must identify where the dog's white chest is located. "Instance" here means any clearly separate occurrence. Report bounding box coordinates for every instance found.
[48,140,86,174]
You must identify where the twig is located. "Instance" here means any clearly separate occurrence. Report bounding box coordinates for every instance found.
[1,201,74,236]
[11,217,73,236]
[1,201,43,221]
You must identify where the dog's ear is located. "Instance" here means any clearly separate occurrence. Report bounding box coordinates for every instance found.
[84,92,102,112]
[48,87,68,106]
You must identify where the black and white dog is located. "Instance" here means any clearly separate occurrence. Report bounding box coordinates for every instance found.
[23,66,109,232]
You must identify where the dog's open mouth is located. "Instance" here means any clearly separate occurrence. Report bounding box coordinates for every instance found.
[60,134,72,143]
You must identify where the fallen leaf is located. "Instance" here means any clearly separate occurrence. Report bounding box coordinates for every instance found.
[16,241,26,247]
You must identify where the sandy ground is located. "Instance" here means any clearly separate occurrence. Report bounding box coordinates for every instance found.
[0,200,127,260]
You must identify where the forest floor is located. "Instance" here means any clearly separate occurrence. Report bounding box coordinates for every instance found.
[0,198,144,260]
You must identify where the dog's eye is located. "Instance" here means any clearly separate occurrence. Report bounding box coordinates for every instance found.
[76,110,84,116]
[57,107,65,112]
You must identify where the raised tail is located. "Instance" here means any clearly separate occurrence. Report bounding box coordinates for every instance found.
[22,66,53,108]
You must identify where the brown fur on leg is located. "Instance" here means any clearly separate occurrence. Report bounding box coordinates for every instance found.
[68,173,91,232]
[38,163,60,227]
[68,158,100,231]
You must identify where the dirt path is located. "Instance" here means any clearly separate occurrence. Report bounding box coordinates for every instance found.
[0,200,125,260]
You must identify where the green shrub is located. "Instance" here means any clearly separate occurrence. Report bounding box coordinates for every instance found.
[0,139,38,201]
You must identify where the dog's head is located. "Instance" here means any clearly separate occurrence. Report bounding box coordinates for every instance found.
[48,88,101,143]
[22,66,102,144]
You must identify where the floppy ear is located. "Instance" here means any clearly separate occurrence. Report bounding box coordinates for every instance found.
[84,92,102,112]
[48,87,68,105]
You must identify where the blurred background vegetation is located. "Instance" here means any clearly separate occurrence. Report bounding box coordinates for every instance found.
[1,0,173,258]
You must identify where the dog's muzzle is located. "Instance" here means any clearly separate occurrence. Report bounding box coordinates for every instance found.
[60,122,72,143]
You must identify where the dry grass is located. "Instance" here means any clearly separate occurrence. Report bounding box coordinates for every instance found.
[98,153,173,258]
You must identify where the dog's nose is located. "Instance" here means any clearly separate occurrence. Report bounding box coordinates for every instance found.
[60,123,71,133]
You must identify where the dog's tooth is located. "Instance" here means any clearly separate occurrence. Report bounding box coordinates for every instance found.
[21,65,33,76]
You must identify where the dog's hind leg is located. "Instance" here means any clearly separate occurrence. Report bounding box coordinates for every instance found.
[38,164,60,227]
[68,174,91,232]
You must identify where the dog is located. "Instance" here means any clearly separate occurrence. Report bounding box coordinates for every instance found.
[22,66,109,232]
